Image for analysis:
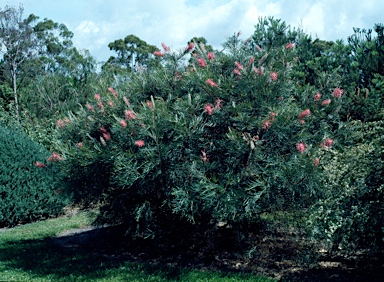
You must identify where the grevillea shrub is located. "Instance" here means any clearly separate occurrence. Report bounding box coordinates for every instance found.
[56,34,345,237]
[0,125,68,227]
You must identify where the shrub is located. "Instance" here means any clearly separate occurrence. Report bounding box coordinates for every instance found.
[0,125,68,227]
[56,33,344,238]
[308,120,384,255]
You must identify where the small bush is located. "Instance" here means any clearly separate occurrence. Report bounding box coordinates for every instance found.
[0,125,68,227]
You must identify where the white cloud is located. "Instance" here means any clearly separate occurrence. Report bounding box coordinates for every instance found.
[4,0,384,62]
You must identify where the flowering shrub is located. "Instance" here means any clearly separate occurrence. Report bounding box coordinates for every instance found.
[56,34,345,237]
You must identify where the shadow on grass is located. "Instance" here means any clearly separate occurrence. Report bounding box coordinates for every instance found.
[1,225,270,281]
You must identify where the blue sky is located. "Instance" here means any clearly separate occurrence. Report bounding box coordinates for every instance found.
[3,0,384,63]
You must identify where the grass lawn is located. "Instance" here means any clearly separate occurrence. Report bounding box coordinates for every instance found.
[0,211,275,281]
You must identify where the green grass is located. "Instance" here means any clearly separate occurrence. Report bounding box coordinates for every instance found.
[0,212,275,281]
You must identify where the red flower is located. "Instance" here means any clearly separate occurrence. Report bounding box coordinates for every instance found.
[103,132,111,141]
[214,98,223,110]
[298,109,311,119]
[161,42,170,51]
[233,68,242,75]
[94,93,101,101]
[207,52,215,60]
[234,61,244,70]
[35,161,46,168]
[270,72,278,81]
[206,79,217,87]
[333,87,343,98]
[314,92,321,101]
[135,140,145,147]
[248,56,255,64]
[99,126,107,133]
[198,58,207,67]
[204,103,214,115]
[85,103,94,112]
[321,138,333,148]
[108,87,118,97]
[314,158,320,166]
[154,50,164,57]
[56,119,65,128]
[262,121,271,130]
[48,152,63,162]
[285,42,295,49]
[186,42,194,52]
[296,142,307,153]
[120,119,127,128]
[321,99,331,106]
[124,110,136,120]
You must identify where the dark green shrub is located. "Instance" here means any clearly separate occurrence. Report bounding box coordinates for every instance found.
[0,125,68,227]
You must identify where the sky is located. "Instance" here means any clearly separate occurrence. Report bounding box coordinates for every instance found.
[3,0,384,63]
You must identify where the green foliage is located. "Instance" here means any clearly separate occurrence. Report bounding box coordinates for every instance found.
[308,120,384,254]
[0,125,67,227]
[56,20,345,239]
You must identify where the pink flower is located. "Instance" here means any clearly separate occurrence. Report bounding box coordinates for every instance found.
[124,110,136,120]
[107,101,114,107]
[234,68,242,75]
[299,119,305,125]
[146,100,153,109]
[214,98,223,110]
[314,158,320,166]
[135,140,145,147]
[99,126,107,133]
[248,56,255,65]
[204,103,214,115]
[298,109,311,119]
[333,87,343,98]
[270,72,278,81]
[35,161,46,168]
[76,142,83,149]
[234,61,244,70]
[56,119,66,128]
[198,58,207,67]
[186,42,194,52]
[120,119,127,128]
[314,92,321,101]
[161,42,170,51]
[94,93,101,101]
[207,52,215,60]
[108,87,118,97]
[154,50,164,57]
[201,149,209,162]
[206,79,217,87]
[253,67,261,75]
[85,103,94,112]
[285,42,295,49]
[321,99,331,106]
[48,152,63,162]
[102,132,111,141]
[296,142,307,153]
[262,121,271,130]
[321,138,333,148]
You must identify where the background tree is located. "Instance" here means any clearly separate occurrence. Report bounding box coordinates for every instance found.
[0,5,39,121]
[103,34,158,74]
